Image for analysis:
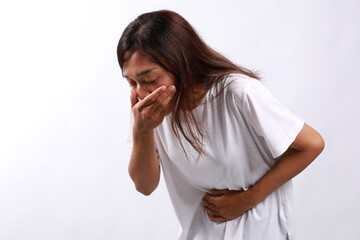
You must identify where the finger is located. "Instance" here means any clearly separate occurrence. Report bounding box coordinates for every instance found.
[139,85,176,121]
[202,196,218,210]
[159,85,176,106]
[151,85,176,114]
[209,189,230,196]
[203,205,221,217]
[138,86,166,109]
[207,214,227,223]
[130,89,138,108]
[203,193,222,208]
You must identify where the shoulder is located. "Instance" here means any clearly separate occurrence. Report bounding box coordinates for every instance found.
[219,73,262,102]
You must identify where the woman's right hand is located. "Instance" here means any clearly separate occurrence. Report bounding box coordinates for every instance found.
[131,85,176,136]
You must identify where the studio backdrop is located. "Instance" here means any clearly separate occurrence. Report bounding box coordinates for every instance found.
[0,0,359,239]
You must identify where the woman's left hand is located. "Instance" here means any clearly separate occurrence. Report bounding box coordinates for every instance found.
[202,189,258,223]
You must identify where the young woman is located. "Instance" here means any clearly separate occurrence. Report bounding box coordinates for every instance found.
[117,10,324,240]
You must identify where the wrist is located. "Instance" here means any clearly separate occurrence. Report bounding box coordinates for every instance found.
[133,127,154,141]
[246,185,266,207]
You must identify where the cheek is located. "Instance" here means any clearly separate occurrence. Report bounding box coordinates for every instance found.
[149,82,165,91]
[161,75,176,87]
[146,85,159,93]
[167,74,176,84]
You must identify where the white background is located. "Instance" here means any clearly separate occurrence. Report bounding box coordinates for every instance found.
[0,0,359,239]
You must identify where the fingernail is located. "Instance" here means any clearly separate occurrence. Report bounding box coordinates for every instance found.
[160,86,166,90]
[169,85,176,91]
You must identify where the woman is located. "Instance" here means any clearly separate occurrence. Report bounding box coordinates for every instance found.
[117,10,324,240]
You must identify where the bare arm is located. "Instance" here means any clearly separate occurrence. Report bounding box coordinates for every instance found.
[248,123,325,204]
[202,123,325,222]
[129,129,160,196]
[128,85,176,196]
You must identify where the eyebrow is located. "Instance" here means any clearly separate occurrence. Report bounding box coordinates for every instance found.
[123,68,157,79]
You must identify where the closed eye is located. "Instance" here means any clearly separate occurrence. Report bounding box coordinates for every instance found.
[143,78,158,85]
[125,76,158,87]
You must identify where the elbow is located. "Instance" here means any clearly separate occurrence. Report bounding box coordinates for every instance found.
[310,132,325,157]
[314,134,325,153]
[130,177,157,196]
[132,177,158,196]
[128,169,158,196]
[135,185,156,196]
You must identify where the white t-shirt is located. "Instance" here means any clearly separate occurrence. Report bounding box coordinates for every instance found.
[152,73,304,240]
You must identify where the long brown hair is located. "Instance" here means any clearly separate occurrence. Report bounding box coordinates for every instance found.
[117,10,259,155]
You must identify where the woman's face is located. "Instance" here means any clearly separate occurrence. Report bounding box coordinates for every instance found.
[122,51,176,101]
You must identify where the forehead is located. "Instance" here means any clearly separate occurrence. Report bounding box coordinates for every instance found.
[123,51,157,74]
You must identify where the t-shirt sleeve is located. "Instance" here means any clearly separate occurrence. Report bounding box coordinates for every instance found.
[232,78,304,158]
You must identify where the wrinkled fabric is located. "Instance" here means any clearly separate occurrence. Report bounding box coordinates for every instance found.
[153,74,303,240]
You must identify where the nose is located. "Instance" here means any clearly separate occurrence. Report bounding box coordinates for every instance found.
[136,84,151,101]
